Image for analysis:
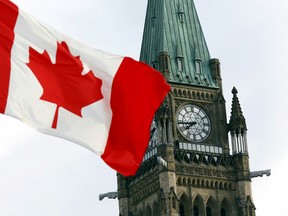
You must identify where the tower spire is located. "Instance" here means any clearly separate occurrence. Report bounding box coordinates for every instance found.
[140,0,217,87]
[229,87,248,154]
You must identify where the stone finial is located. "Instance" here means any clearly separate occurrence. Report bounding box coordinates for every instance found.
[229,87,247,134]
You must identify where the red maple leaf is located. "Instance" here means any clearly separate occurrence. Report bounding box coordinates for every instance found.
[27,41,103,129]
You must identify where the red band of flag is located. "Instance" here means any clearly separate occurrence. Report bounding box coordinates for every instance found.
[102,57,170,176]
[0,1,18,113]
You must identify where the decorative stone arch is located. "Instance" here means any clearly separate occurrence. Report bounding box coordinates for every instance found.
[193,194,205,216]
[201,179,205,187]
[220,198,232,216]
[173,88,178,96]
[183,90,187,97]
[224,182,228,190]
[206,195,218,216]
[219,181,223,190]
[188,90,192,98]
[210,93,214,100]
[183,177,187,185]
[215,181,219,189]
[201,92,205,99]
[177,177,182,185]
[229,183,232,190]
[206,180,210,188]
[192,91,196,98]
[188,178,192,185]
[179,192,190,216]
[210,180,214,188]
[192,178,196,186]
[197,179,201,187]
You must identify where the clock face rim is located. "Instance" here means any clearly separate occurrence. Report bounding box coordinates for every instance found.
[176,104,211,142]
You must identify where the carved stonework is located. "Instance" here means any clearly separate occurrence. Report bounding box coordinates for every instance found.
[169,187,179,209]
[174,150,235,168]
[155,96,171,122]
[118,1,258,215]
[250,169,271,178]
[176,165,235,180]
[129,169,159,194]
[130,181,160,205]
[172,87,216,102]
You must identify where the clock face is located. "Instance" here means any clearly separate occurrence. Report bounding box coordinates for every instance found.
[176,104,211,142]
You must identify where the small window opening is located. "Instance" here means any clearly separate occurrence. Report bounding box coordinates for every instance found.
[179,13,184,23]
[193,205,199,216]
[206,206,212,216]
[177,58,184,72]
[179,203,185,216]
[195,61,202,74]
[220,208,226,216]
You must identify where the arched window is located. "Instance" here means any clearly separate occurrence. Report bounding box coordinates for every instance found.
[179,203,185,216]
[220,208,226,216]
[220,198,231,216]
[193,205,199,216]
[206,206,212,216]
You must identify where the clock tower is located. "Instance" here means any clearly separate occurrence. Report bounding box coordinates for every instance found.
[118,0,256,215]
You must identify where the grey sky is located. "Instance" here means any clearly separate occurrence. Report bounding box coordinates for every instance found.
[0,0,287,215]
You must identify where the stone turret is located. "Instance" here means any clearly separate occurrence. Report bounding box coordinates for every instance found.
[229,87,248,154]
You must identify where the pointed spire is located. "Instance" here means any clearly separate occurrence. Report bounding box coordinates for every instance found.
[229,87,248,154]
[229,87,247,134]
[140,0,217,87]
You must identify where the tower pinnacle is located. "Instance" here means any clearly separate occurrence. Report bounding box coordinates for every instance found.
[229,87,248,154]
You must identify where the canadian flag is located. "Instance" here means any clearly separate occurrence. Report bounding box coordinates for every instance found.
[0,0,170,176]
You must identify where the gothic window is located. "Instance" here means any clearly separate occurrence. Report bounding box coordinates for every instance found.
[220,199,230,216]
[179,203,185,216]
[220,208,226,216]
[193,205,199,216]
[206,206,212,216]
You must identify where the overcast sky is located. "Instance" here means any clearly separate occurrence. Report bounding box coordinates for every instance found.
[0,0,287,215]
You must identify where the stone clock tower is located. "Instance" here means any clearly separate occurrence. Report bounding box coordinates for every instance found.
[118,0,256,215]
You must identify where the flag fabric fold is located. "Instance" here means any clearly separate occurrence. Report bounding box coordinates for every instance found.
[0,0,170,176]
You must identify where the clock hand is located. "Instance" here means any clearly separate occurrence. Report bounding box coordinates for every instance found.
[178,121,197,129]
[185,121,197,129]
[178,122,193,124]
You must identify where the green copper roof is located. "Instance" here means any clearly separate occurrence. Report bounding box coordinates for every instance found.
[140,0,217,87]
